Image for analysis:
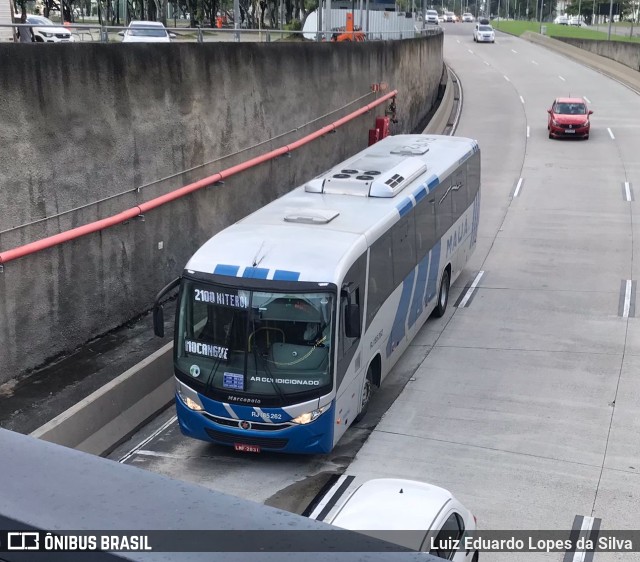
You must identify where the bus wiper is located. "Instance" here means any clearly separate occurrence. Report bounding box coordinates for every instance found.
[204,319,234,395]
[251,342,287,406]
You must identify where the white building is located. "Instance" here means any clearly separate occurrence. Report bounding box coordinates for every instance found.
[0,0,14,41]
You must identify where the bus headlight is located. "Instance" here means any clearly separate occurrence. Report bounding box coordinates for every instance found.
[176,381,204,411]
[183,396,204,411]
[291,405,329,425]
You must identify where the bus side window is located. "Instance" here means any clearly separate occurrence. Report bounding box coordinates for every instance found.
[415,192,437,261]
[467,152,481,202]
[366,230,394,329]
[434,179,454,239]
[391,213,417,286]
[451,169,468,216]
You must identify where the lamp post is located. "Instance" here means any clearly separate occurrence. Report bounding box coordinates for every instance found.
[538,0,543,30]
[607,0,613,39]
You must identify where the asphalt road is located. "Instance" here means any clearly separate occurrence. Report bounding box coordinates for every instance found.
[111,23,640,558]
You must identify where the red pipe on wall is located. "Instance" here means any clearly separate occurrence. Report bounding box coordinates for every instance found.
[0,90,397,266]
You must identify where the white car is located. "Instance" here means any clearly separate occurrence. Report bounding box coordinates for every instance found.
[121,21,176,43]
[473,22,495,42]
[554,15,569,24]
[425,9,439,24]
[462,12,474,22]
[328,479,478,560]
[26,15,75,42]
[445,11,456,22]
[568,16,581,25]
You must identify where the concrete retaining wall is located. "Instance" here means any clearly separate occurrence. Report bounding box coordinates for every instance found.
[0,36,444,384]
[556,37,640,71]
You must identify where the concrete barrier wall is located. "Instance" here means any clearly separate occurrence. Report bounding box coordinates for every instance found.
[556,37,640,72]
[0,36,443,383]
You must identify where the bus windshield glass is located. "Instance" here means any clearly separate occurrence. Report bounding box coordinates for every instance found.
[176,280,335,398]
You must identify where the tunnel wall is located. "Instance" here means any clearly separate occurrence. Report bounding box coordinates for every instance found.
[0,36,443,383]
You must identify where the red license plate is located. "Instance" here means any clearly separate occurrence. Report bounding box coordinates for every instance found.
[234,443,261,453]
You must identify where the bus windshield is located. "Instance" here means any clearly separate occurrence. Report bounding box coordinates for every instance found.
[176,279,335,400]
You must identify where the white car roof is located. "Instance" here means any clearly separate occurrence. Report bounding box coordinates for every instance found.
[329,478,453,532]
[129,20,165,27]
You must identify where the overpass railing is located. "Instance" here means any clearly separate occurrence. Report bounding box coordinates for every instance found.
[0,22,441,43]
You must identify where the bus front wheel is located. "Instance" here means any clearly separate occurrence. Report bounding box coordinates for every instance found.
[433,268,450,318]
[354,366,374,423]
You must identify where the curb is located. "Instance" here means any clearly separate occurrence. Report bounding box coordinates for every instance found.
[423,64,457,134]
[31,342,175,456]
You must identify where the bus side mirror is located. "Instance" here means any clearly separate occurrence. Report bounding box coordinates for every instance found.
[344,304,361,339]
[153,305,165,338]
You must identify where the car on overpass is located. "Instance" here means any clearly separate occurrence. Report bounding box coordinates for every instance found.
[328,478,479,560]
[26,15,75,42]
[547,97,593,139]
[120,20,176,42]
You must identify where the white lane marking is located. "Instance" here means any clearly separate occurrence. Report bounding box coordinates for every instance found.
[457,39,460,43]
[520,95,525,104]
[514,177,524,197]
[504,75,510,82]
[119,415,178,463]
[484,60,490,66]
[559,75,566,81]
[623,280,632,318]
[572,516,596,562]
[133,450,184,459]
[584,96,591,103]
[468,48,474,54]
[308,475,352,520]
[458,271,485,308]
[625,182,632,202]
[531,60,539,65]
[511,49,518,53]
[608,127,615,140]
[527,126,530,138]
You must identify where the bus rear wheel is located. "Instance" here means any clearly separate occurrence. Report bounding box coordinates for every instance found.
[433,268,450,318]
[354,366,374,423]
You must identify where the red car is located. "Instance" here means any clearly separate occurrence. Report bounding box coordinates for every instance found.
[547,97,593,139]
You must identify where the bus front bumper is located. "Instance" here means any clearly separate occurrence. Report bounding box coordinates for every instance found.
[176,395,335,454]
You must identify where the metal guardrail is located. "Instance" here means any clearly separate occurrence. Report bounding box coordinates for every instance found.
[0,22,441,43]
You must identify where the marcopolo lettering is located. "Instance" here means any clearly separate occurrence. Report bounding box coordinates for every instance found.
[185,340,229,360]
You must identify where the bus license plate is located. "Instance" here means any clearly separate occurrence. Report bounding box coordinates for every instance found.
[565,129,575,133]
[234,443,261,453]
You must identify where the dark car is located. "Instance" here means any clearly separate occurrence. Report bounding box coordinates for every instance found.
[547,97,593,139]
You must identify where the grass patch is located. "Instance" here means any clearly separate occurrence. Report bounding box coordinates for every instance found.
[493,20,640,42]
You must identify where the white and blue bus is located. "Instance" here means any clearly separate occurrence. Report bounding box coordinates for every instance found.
[154,134,481,454]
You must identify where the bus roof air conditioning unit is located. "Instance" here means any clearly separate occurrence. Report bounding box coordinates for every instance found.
[305,156,427,198]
